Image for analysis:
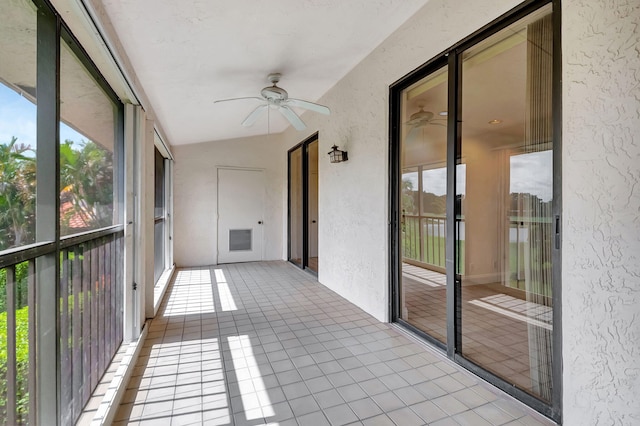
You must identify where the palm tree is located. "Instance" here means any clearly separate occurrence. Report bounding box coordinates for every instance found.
[0,136,113,247]
[0,137,36,250]
[59,139,113,235]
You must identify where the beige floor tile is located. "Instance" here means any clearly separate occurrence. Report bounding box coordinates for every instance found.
[113,262,556,426]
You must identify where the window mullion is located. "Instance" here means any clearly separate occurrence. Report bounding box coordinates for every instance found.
[35,4,61,424]
[445,51,460,358]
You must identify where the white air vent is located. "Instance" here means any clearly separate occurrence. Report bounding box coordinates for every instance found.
[229,229,252,251]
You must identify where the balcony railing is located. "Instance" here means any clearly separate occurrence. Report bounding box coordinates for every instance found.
[0,226,123,425]
[59,228,124,425]
[402,213,551,289]
[402,214,446,271]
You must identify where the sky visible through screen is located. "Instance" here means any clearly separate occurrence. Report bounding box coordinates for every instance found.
[1,82,87,152]
[403,165,467,197]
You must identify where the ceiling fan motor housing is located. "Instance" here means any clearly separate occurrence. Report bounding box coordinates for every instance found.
[261,85,288,101]
[410,108,434,122]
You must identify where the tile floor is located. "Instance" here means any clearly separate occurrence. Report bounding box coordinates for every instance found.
[114,261,556,425]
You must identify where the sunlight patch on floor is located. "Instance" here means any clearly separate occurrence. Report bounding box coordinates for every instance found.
[163,268,215,316]
[214,268,238,311]
[469,297,552,330]
[226,335,274,421]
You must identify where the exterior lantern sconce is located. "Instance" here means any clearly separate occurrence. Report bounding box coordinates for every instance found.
[328,145,348,163]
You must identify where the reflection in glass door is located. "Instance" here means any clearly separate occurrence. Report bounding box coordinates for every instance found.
[399,65,448,345]
[458,5,554,402]
[288,134,319,273]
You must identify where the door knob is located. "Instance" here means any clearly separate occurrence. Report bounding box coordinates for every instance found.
[258,221,263,224]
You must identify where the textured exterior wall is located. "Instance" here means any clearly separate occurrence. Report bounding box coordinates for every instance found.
[562,1,640,424]
[173,135,285,267]
[279,0,521,322]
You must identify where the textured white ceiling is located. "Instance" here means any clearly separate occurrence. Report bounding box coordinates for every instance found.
[100,0,430,145]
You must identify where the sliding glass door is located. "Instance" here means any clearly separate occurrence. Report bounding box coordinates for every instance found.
[399,65,448,345]
[459,4,554,402]
[288,134,319,273]
[391,1,559,420]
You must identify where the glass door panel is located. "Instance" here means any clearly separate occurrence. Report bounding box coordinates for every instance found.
[288,146,303,267]
[458,5,554,402]
[399,66,448,344]
[307,140,319,272]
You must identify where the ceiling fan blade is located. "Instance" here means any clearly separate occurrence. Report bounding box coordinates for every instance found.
[279,106,307,131]
[405,125,421,143]
[214,96,264,104]
[241,104,268,127]
[286,98,331,115]
[405,118,423,126]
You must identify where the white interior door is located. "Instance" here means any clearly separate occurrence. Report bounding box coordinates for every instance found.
[217,168,264,264]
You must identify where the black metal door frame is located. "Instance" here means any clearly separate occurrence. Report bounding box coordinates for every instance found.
[287,133,319,274]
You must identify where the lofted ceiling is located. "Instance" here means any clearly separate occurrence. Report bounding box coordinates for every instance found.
[99,0,430,146]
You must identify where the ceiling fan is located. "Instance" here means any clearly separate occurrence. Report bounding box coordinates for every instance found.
[214,73,330,131]
[404,105,446,142]
[406,105,446,128]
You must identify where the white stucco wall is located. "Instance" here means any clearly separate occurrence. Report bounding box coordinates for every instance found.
[173,135,285,267]
[280,0,521,322]
[562,1,640,424]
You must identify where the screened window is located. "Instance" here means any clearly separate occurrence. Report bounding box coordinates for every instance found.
[0,0,38,252]
[59,38,118,236]
[154,147,166,284]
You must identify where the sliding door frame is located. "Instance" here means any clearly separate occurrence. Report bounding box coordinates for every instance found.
[389,0,562,422]
[287,133,319,274]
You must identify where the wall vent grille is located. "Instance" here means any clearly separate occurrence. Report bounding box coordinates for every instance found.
[229,229,252,251]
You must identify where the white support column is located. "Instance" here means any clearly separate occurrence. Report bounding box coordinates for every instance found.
[134,114,148,329]
[143,118,156,320]
[165,158,174,269]
[123,104,139,341]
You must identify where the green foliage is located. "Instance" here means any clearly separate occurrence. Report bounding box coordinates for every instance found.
[401,179,417,215]
[59,140,114,236]
[421,192,446,215]
[0,137,36,251]
[0,261,30,420]
[0,305,30,421]
[0,262,29,313]
[1,136,113,250]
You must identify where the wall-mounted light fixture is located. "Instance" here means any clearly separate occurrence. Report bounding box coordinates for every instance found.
[328,145,348,163]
